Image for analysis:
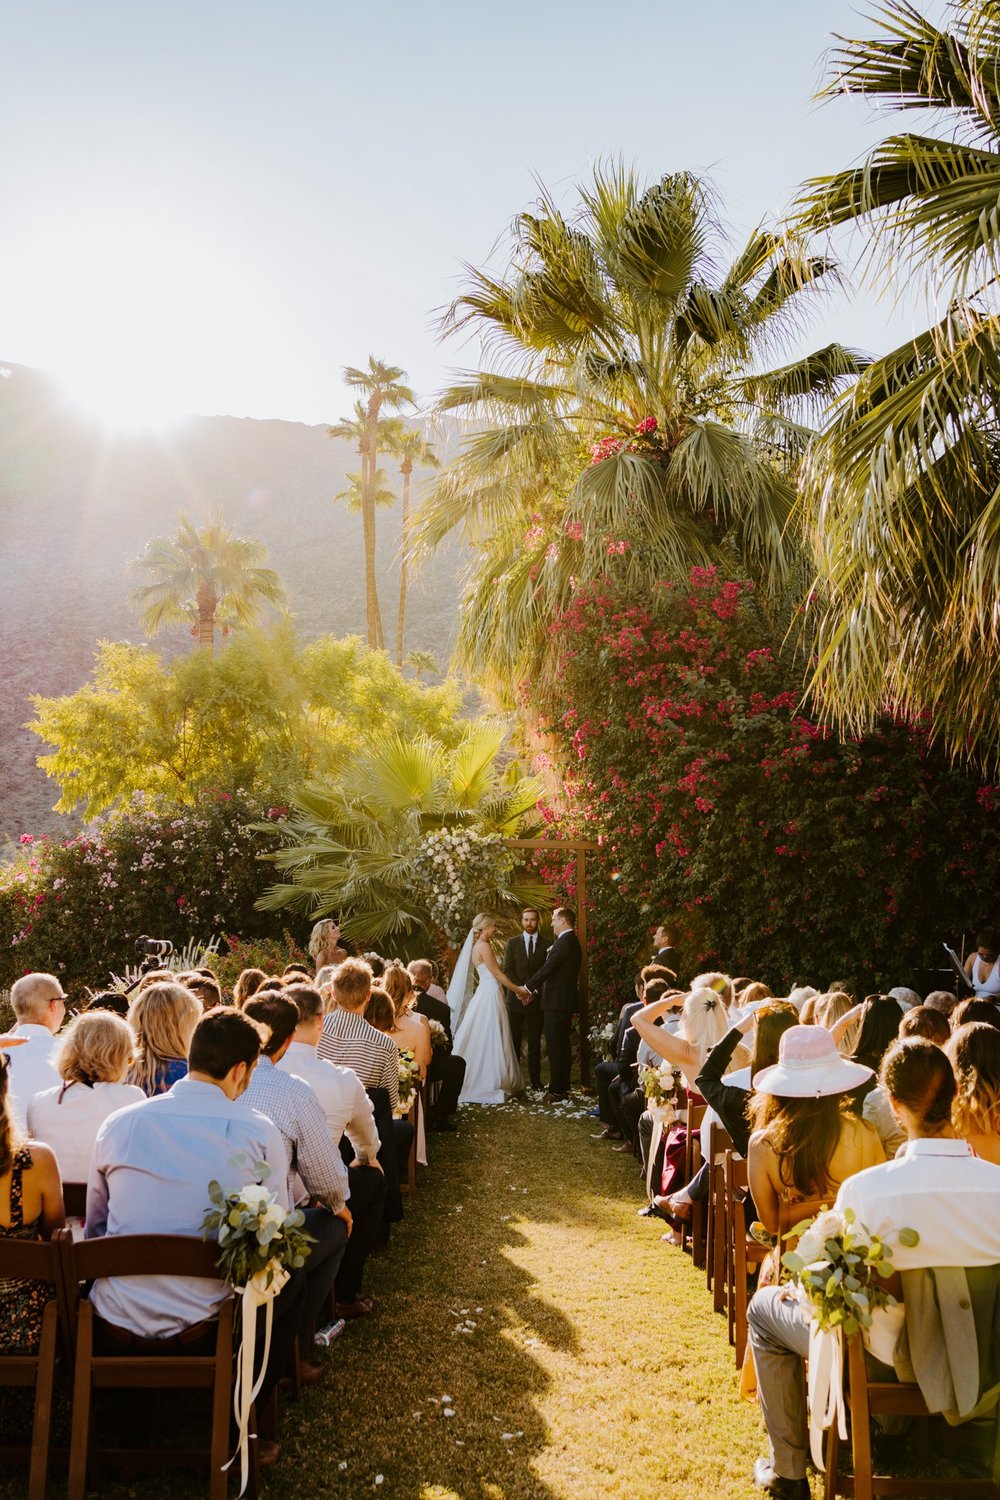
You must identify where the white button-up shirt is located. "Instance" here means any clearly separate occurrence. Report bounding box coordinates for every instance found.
[7,1023,61,1130]
[277,1041,380,1166]
[835,1137,1000,1362]
[86,1077,288,1337]
[27,1080,146,1184]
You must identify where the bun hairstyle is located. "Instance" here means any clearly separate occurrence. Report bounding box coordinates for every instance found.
[472,913,497,938]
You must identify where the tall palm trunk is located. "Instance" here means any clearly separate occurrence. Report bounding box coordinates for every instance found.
[363,400,385,650]
[397,456,413,668]
[196,588,217,651]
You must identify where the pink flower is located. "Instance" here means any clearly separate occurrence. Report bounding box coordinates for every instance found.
[19,833,33,845]
[589,436,624,465]
[177,895,187,909]
[564,519,584,541]
[635,416,658,436]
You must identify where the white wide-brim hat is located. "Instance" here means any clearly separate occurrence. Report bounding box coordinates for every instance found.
[752,1024,873,1098]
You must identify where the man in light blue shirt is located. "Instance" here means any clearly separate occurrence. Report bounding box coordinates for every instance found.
[86,1009,314,1405]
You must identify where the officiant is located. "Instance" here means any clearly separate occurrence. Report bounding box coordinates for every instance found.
[502,908,547,1091]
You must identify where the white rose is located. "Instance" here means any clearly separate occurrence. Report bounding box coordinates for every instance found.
[794,1209,845,1267]
[238,1185,271,1209]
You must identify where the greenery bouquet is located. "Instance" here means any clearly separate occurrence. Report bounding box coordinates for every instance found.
[397,1048,421,1109]
[639,1060,683,1127]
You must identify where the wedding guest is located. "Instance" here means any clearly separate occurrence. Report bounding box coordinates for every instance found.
[952,997,1000,1031]
[424,962,449,1006]
[363,988,396,1034]
[277,985,386,1319]
[689,971,734,1009]
[651,921,679,972]
[747,1038,1000,1499]
[593,973,644,1137]
[607,979,678,1152]
[177,972,224,1012]
[233,968,267,1008]
[786,985,819,1014]
[86,1009,309,1437]
[747,1027,883,1239]
[309,918,349,974]
[27,1011,144,1185]
[813,991,854,1033]
[362,953,386,980]
[899,1006,951,1045]
[6,972,68,1129]
[255,977,288,995]
[408,962,465,1132]
[282,963,312,982]
[241,994,351,1336]
[383,962,432,1078]
[924,989,958,1019]
[829,993,903,1103]
[863,1006,951,1156]
[630,986,730,1096]
[84,991,130,1018]
[948,1021,1000,1165]
[0,1047,65,1354]
[126,982,202,1097]
[318,960,402,1110]
[134,969,174,992]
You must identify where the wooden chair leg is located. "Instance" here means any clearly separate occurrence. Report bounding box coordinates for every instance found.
[68,1301,95,1500]
[691,1195,706,1269]
[712,1167,726,1314]
[824,1415,840,1500]
[27,1300,57,1500]
[208,1308,233,1500]
[705,1177,715,1292]
[848,1335,873,1500]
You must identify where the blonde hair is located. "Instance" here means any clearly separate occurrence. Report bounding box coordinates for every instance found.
[815,991,854,1031]
[308,919,341,961]
[736,981,772,1008]
[472,912,497,938]
[128,982,201,1094]
[690,971,734,1009]
[332,958,373,1011]
[57,1010,134,1086]
[679,988,731,1070]
[948,1022,1000,1141]
[383,961,414,1020]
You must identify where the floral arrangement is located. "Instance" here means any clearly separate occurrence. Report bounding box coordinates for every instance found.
[588,1019,616,1058]
[397,1048,421,1108]
[428,1018,450,1054]
[639,1060,684,1126]
[202,1180,314,1292]
[411,827,512,944]
[780,1207,918,1337]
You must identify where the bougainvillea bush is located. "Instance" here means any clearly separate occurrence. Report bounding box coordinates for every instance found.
[539,568,1000,1002]
[0,790,287,992]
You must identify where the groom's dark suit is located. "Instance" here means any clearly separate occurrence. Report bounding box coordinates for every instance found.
[526,927,582,1096]
[501,931,548,1089]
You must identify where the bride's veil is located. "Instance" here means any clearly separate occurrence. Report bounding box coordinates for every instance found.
[447,927,476,1032]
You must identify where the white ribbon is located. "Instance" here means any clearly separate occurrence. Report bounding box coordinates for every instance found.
[223,1261,290,1495]
[806,1318,846,1471]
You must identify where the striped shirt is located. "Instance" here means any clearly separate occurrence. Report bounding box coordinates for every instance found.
[242,1055,348,1211]
[318,1008,399,1110]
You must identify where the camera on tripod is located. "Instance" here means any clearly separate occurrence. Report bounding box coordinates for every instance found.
[135,936,174,960]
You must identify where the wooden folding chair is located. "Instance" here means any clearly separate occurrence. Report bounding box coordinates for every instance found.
[400,1083,423,1197]
[823,1329,1000,1500]
[683,1101,707,1264]
[724,1151,771,1367]
[707,1123,734,1307]
[61,1232,250,1500]
[0,1231,67,1500]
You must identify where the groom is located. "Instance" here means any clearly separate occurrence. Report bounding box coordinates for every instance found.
[520,907,581,1103]
[502,907,548,1090]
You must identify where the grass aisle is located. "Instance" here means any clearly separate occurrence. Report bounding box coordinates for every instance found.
[273,1094,766,1500]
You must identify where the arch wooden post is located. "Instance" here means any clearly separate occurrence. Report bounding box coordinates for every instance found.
[504,836,600,1089]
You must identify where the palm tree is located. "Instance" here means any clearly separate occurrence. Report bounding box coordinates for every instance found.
[794,0,1000,765]
[332,359,415,651]
[412,163,867,702]
[130,514,285,652]
[386,428,439,668]
[256,722,546,945]
[334,467,397,514]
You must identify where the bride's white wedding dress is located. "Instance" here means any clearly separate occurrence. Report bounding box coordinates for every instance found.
[453,963,523,1105]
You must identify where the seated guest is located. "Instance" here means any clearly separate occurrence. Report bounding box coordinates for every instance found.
[363,988,395,1034]
[27,1011,144,1185]
[864,1006,951,1157]
[318,960,413,1188]
[255,977,288,995]
[630,985,730,1097]
[6,972,68,1129]
[593,973,644,1137]
[84,991,130,1018]
[924,989,958,1019]
[813,991,854,1039]
[134,969,174,992]
[177,972,224,1012]
[948,1021,1000,1165]
[383,963,432,1078]
[362,953,386,980]
[0,1047,65,1353]
[888,985,921,1012]
[233,968,267,1008]
[786,986,819,1015]
[408,961,465,1131]
[747,1038,1000,1499]
[689,971,734,1010]
[278,985,386,1318]
[424,961,448,1006]
[607,979,678,1153]
[86,1010,310,1439]
[829,993,904,1105]
[241,994,352,1330]
[747,1027,884,1240]
[126,982,202,1097]
[282,963,312,982]
[952,997,1000,1031]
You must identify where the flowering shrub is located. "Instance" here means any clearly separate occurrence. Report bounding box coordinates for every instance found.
[0,790,285,991]
[540,570,1000,999]
[411,828,514,944]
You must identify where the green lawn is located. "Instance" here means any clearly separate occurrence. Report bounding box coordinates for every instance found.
[6,1093,775,1499]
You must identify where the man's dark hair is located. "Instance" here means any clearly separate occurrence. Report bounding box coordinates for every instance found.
[181,973,224,1012]
[282,962,311,979]
[85,991,130,1018]
[196,967,216,980]
[243,994,299,1057]
[362,952,386,979]
[554,907,575,927]
[899,1006,951,1045]
[256,977,287,994]
[640,963,676,985]
[880,1038,955,1127]
[643,979,671,1004]
[282,983,324,1024]
[188,1008,264,1079]
[976,930,999,952]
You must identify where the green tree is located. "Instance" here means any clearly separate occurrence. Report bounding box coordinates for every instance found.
[795,0,1000,765]
[334,467,397,513]
[387,428,439,669]
[130,513,285,652]
[257,722,546,945]
[413,162,866,702]
[28,624,464,817]
[329,360,414,650]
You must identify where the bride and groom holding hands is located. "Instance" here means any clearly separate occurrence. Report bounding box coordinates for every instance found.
[447,906,581,1106]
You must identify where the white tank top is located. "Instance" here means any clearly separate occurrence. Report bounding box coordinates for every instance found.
[971,954,1000,998]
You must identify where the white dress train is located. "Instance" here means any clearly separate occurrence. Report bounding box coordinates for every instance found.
[453,963,523,1104]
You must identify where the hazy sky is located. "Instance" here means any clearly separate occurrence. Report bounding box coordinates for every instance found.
[1,1,932,427]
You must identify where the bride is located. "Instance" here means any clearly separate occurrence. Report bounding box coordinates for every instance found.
[448,912,523,1104]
